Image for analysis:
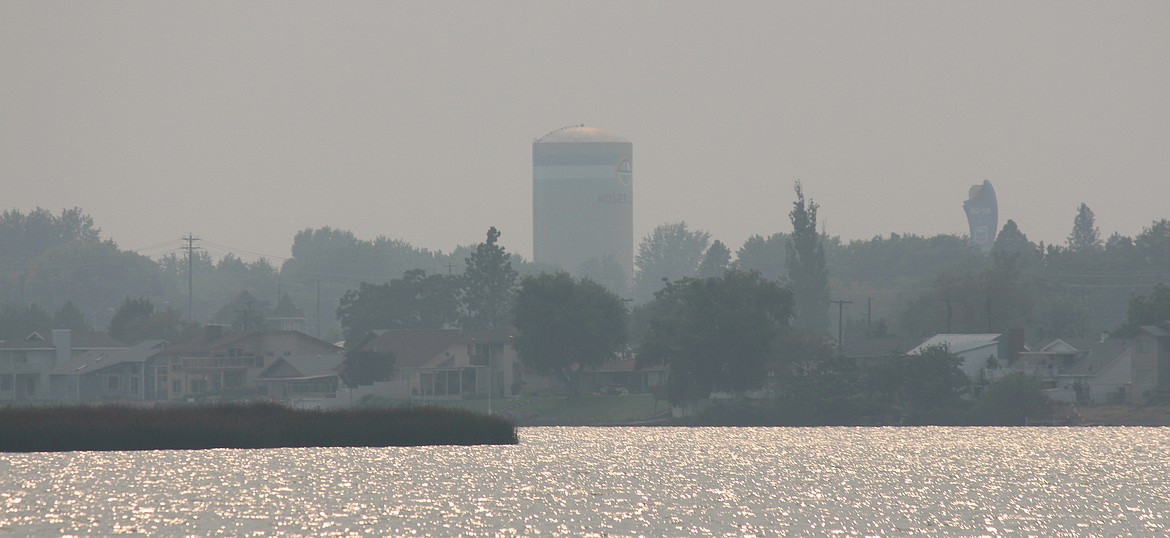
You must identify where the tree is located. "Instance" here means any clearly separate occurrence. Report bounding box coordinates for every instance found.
[52,301,89,334]
[107,297,189,344]
[786,182,829,333]
[976,372,1048,425]
[0,303,53,339]
[108,297,156,343]
[1068,203,1102,253]
[638,271,793,402]
[632,222,711,303]
[336,269,461,348]
[341,350,396,387]
[698,240,731,278]
[992,219,1040,268]
[462,227,518,329]
[512,272,628,392]
[733,233,788,282]
[1120,284,1170,334]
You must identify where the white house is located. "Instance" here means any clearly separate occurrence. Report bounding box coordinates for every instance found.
[907,334,1006,381]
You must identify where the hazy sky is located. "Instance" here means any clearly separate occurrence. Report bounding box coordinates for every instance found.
[3,2,1167,264]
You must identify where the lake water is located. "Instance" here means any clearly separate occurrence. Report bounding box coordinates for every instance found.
[2,427,1169,536]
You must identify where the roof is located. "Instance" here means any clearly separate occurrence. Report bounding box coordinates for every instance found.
[0,331,125,351]
[256,354,345,381]
[591,355,667,373]
[908,334,1002,355]
[270,292,303,318]
[1137,325,1170,337]
[360,328,515,369]
[51,340,167,375]
[535,125,629,144]
[843,336,924,358]
[159,329,340,356]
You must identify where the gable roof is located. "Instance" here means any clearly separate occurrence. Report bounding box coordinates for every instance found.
[1039,339,1079,354]
[257,354,345,381]
[908,334,1002,356]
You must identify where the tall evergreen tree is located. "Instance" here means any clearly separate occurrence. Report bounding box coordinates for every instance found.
[1068,203,1102,253]
[786,182,829,333]
[461,227,518,329]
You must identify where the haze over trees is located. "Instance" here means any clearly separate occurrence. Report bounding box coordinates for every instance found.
[631,222,711,303]
[1,203,1167,383]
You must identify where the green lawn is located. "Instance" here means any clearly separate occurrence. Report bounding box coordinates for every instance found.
[360,393,667,425]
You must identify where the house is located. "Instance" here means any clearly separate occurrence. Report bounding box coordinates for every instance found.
[267,292,306,332]
[47,340,168,401]
[255,353,346,406]
[1012,337,1127,403]
[1127,322,1170,402]
[357,328,518,401]
[577,355,668,394]
[149,326,342,401]
[0,330,125,401]
[906,333,1012,381]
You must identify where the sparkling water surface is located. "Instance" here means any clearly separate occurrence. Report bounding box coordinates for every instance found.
[2,427,1169,536]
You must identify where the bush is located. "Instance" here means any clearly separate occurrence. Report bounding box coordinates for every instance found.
[976,373,1049,425]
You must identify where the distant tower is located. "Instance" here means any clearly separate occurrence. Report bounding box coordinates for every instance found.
[533,125,633,280]
[964,180,998,252]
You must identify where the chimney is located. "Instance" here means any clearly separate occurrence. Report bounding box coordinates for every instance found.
[204,324,225,341]
[52,329,71,366]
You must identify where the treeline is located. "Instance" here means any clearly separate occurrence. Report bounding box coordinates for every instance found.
[2,199,1167,346]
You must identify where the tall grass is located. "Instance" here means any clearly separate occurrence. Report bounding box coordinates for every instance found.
[0,403,518,452]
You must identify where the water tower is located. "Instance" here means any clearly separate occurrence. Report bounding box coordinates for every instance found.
[533,125,633,280]
[964,179,998,252]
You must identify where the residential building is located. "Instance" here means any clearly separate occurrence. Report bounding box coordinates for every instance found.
[1128,322,1170,402]
[256,353,345,407]
[577,355,667,395]
[0,330,125,401]
[48,340,168,401]
[1012,337,1127,403]
[150,326,342,401]
[906,333,1013,381]
[357,329,518,401]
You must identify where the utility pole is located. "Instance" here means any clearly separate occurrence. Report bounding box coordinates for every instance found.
[180,234,201,322]
[316,279,321,339]
[443,261,456,276]
[831,299,853,357]
[866,297,872,337]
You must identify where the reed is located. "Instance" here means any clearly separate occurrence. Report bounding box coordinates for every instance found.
[0,403,518,452]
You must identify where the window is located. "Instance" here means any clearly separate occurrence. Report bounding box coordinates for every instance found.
[1137,340,1149,353]
[1,374,12,391]
[172,379,182,394]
